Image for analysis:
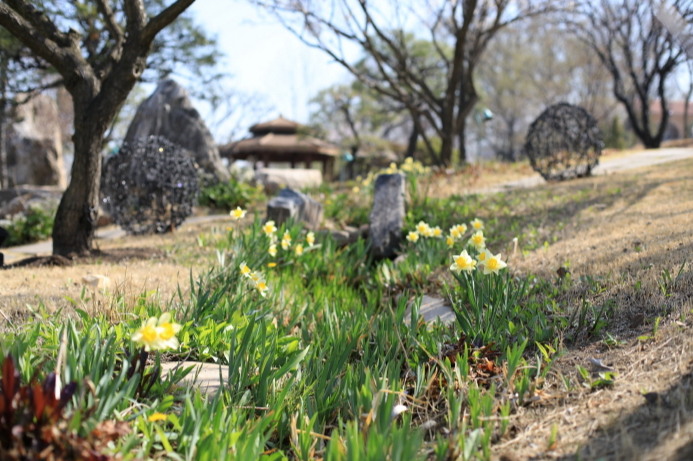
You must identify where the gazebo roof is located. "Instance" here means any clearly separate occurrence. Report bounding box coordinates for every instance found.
[249,116,300,135]
[228,133,340,157]
[220,116,341,159]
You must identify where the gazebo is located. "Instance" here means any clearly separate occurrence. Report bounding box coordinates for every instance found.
[219,116,340,180]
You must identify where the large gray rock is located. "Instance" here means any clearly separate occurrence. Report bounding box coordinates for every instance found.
[369,173,405,258]
[124,79,229,180]
[4,94,67,187]
[256,168,322,194]
[267,188,323,230]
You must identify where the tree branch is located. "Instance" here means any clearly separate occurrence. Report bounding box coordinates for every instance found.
[3,0,69,46]
[0,3,75,74]
[143,0,197,45]
[94,0,124,44]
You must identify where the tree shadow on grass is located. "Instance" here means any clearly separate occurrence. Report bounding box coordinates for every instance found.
[463,172,687,251]
[556,365,693,461]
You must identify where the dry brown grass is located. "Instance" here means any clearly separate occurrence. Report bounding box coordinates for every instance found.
[0,215,238,322]
[494,158,693,460]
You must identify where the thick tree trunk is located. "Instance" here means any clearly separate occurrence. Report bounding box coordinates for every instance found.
[0,68,7,189]
[0,100,7,189]
[440,133,453,167]
[405,123,419,159]
[52,79,132,255]
[52,104,106,255]
[458,117,468,164]
[685,83,693,139]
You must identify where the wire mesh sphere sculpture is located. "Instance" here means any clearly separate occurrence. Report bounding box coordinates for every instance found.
[523,103,604,181]
[102,136,200,234]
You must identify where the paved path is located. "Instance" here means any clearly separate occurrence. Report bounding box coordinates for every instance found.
[1,213,232,265]
[474,147,693,194]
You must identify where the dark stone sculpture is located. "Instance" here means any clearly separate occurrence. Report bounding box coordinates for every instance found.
[523,103,604,181]
[102,136,200,235]
[369,173,405,258]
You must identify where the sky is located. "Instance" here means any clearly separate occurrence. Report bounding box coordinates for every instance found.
[186,0,356,141]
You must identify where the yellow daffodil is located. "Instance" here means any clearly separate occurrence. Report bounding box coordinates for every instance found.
[230,206,246,220]
[295,244,304,256]
[470,218,484,231]
[450,227,461,240]
[268,244,277,257]
[268,262,277,268]
[262,221,277,236]
[482,253,507,275]
[446,236,455,248]
[281,238,291,250]
[148,412,167,422]
[131,317,163,351]
[405,157,413,164]
[432,226,443,238]
[249,271,261,282]
[282,231,291,242]
[255,279,269,297]
[477,248,491,264]
[390,162,397,170]
[156,313,181,350]
[406,231,419,243]
[455,224,468,234]
[469,231,486,250]
[352,186,360,193]
[450,250,476,273]
[416,221,430,235]
[239,262,252,278]
[306,231,315,246]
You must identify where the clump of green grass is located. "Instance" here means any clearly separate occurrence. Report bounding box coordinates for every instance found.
[2,176,585,460]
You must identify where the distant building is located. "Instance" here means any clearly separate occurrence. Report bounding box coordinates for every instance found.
[219,116,340,180]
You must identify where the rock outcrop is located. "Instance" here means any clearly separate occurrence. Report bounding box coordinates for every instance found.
[4,94,67,187]
[124,79,229,180]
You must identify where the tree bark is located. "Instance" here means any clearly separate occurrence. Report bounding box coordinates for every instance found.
[405,122,419,159]
[52,95,108,255]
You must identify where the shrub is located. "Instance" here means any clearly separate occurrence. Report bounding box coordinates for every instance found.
[198,179,265,211]
[5,204,55,246]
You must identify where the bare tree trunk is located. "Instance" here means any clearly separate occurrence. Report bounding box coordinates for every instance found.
[0,67,7,189]
[685,82,693,139]
[52,110,105,255]
[405,122,419,159]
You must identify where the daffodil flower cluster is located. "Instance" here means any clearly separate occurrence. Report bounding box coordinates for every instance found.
[407,221,443,242]
[406,217,508,276]
[240,261,269,297]
[131,313,182,351]
[355,157,429,189]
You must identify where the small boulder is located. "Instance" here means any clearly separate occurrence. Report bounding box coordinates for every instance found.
[369,173,405,258]
[82,274,110,290]
[256,168,322,194]
[404,295,456,326]
[267,188,323,230]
